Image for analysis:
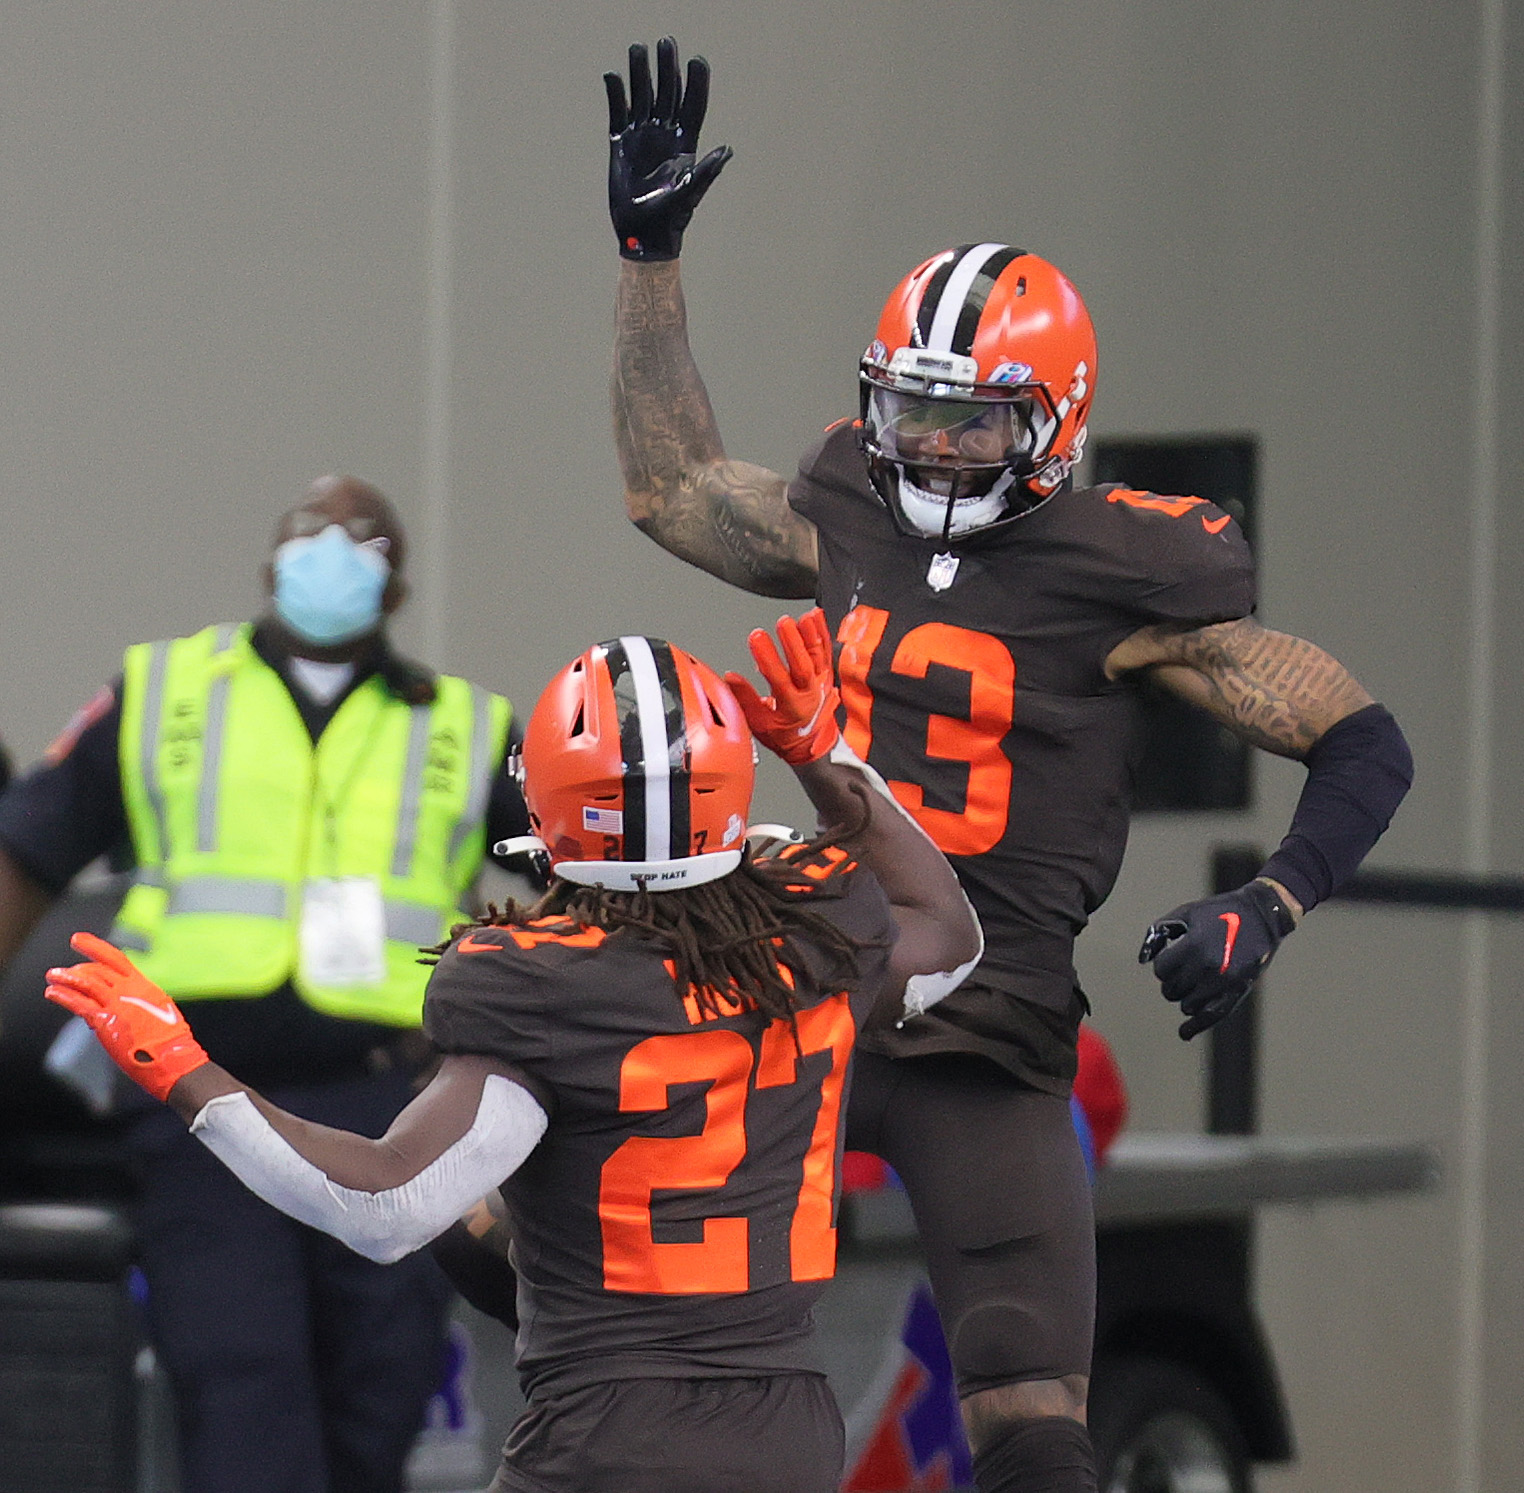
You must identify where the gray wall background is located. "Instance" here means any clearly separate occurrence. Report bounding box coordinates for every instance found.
[0,3,1516,1489]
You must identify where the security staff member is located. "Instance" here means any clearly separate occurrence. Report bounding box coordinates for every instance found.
[0,475,530,1493]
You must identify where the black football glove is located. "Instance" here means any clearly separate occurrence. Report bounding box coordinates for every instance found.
[1138,879,1298,1041]
[604,37,732,261]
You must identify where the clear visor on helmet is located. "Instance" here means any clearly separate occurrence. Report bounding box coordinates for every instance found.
[861,384,1057,481]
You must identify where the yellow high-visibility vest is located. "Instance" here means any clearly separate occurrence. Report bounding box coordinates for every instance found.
[112,623,510,1026]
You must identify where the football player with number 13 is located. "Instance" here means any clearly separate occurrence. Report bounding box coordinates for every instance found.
[604,38,1413,1493]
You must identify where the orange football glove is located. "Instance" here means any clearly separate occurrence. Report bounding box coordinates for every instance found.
[724,608,842,766]
[45,932,209,1101]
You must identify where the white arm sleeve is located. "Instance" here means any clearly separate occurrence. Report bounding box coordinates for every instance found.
[901,933,982,1019]
[189,1074,548,1264]
[827,738,984,1020]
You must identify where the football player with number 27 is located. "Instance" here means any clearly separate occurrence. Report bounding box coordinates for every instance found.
[46,612,981,1493]
[603,38,1413,1493]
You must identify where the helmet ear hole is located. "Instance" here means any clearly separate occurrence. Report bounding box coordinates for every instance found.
[692,674,731,729]
[568,704,585,737]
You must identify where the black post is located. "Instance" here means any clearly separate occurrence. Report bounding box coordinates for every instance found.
[1207,844,1264,1135]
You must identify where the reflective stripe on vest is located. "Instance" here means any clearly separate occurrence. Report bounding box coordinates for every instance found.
[196,626,239,853]
[154,874,444,947]
[390,705,436,880]
[116,881,445,953]
[449,687,498,868]
[136,639,172,866]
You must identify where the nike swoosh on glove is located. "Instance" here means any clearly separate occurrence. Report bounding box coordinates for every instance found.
[1138,880,1297,1041]
[46,931,209,1100]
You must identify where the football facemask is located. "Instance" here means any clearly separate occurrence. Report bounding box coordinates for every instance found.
[859,242,1096,542]
[859,381,1059,540]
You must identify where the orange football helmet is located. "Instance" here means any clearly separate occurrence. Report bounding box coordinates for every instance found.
[513,636,756,891]
[859,243,1097,540]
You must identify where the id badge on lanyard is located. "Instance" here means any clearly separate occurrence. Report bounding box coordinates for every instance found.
[299,698,400,988]
[300,876,388,988]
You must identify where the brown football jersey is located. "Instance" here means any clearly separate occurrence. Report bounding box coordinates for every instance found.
[422,849,893,1397]
[788,422,1255,1081]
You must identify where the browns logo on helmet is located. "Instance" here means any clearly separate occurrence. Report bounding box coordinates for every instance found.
[508,635,755,892]
[858,242,1097,541]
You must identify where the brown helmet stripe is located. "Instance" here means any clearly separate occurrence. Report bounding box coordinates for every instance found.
[912,247,966,349]
[914,243,1026,357]
[600,636,690,864]
[950,245,1024,355]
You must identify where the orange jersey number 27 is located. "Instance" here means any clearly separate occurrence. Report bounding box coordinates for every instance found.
[598,992,855,1294]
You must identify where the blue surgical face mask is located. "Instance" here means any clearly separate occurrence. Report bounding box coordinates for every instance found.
[272,524,391,646]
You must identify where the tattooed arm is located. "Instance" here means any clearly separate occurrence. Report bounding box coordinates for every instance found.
[1107,616,1374,762]
[612,259,819,597]
[1109,615,1377,917]
[1118,617,1410,1039]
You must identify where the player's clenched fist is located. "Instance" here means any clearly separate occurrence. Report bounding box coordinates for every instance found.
[725,609,841,766]
[1138,880,1298,1040]
[45,931,208,1100]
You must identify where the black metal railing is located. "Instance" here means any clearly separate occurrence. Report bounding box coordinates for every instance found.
[1204,848,1522,1137]
[1331,868,1524,912]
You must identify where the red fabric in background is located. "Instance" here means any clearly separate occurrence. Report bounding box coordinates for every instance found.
[1074,1023,1128,1164]
[842,1149,891,1194]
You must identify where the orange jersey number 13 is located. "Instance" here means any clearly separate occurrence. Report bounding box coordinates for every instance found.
[837,607,1015,856]
[598,992,855,1294]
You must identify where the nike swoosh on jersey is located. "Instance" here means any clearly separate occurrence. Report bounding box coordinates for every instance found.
[121,994,181,1025]
[1201,514,1231,534]
[1217,911,1241,972]
[456,932,509,955]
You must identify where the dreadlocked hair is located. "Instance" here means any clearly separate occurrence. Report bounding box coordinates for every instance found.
[425,821,877,1038]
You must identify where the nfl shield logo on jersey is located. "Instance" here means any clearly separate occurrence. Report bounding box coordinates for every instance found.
[926,553,960,592]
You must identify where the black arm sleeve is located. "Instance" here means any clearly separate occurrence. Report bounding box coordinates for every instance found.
[1257,703,1414,913]
[0,685,130,893]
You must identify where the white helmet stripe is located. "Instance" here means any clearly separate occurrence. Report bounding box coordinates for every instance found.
[924,243,1009,352]
[618,634,672,862]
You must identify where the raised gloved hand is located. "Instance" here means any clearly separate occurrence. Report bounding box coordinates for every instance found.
[725,609,841,765]
[1138,879,1298,1041]
[604,36,732,261]
[45,932,208,1100]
